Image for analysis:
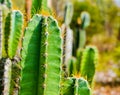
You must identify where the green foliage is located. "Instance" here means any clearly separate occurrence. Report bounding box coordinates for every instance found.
[8,10,23,59]
[81,46,98,86]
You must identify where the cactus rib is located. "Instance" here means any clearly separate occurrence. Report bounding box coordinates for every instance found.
[19,14,42,95]
[38,16,62,95]
[8,10,23,59]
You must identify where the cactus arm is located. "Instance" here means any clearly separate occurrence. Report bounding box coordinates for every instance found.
[67,57,77,77]
[19,15,42,95]
[77,78,92,95]
[38,16,62,95]
[64,2,73,26]
[81,11,90,29]
[61,77,75,95]
[31,0,49,16]
[8,10,23,59]
[79,29,86,48]
[80,46,98,86]
[76,48,83,75]
[3,13,10,57]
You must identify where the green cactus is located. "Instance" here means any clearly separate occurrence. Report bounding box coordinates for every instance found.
[64,2,73,26]
[61,77,91,95]
[19,15,42,95]
[31,0,50,16]
[81,46,98,86]
[67,57,77,77]
[38,16,62,95]
[8,10,23,59]
[19,14,62,95]
[79,12,90,49]
[80,11,90,29]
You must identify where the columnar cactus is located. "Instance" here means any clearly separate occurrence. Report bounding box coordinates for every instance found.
[62,2,73,65]
[19,14,62,95]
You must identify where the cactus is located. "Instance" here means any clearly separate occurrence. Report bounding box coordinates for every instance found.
[81,46,98,86]
[62,46,98,95]
[0,9,23,95]
[62,2,73,65]
[31,0,50,16]
[8,10,23,59]
[19,14,62,95]
[61,77,91,95]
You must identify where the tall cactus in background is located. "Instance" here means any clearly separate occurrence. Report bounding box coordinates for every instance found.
[73,11,90,56]
[79,12,90,48]
[62,2,73,65]
[61,46,98,95]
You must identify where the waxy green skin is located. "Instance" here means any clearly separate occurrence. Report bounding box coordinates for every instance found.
[38,16,62,95]
[19,15,42,95]
[8,10,23,59]
[81,46,98,86]
[19,14,62,95]
[61,77,91,95]
[31,0,50,16]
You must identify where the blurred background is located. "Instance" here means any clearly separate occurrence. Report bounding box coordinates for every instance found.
[11,0,120,95]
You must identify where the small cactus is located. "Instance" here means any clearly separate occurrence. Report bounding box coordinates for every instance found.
[81,46,98,86]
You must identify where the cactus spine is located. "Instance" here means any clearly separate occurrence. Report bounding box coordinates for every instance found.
[62,2,73,64]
